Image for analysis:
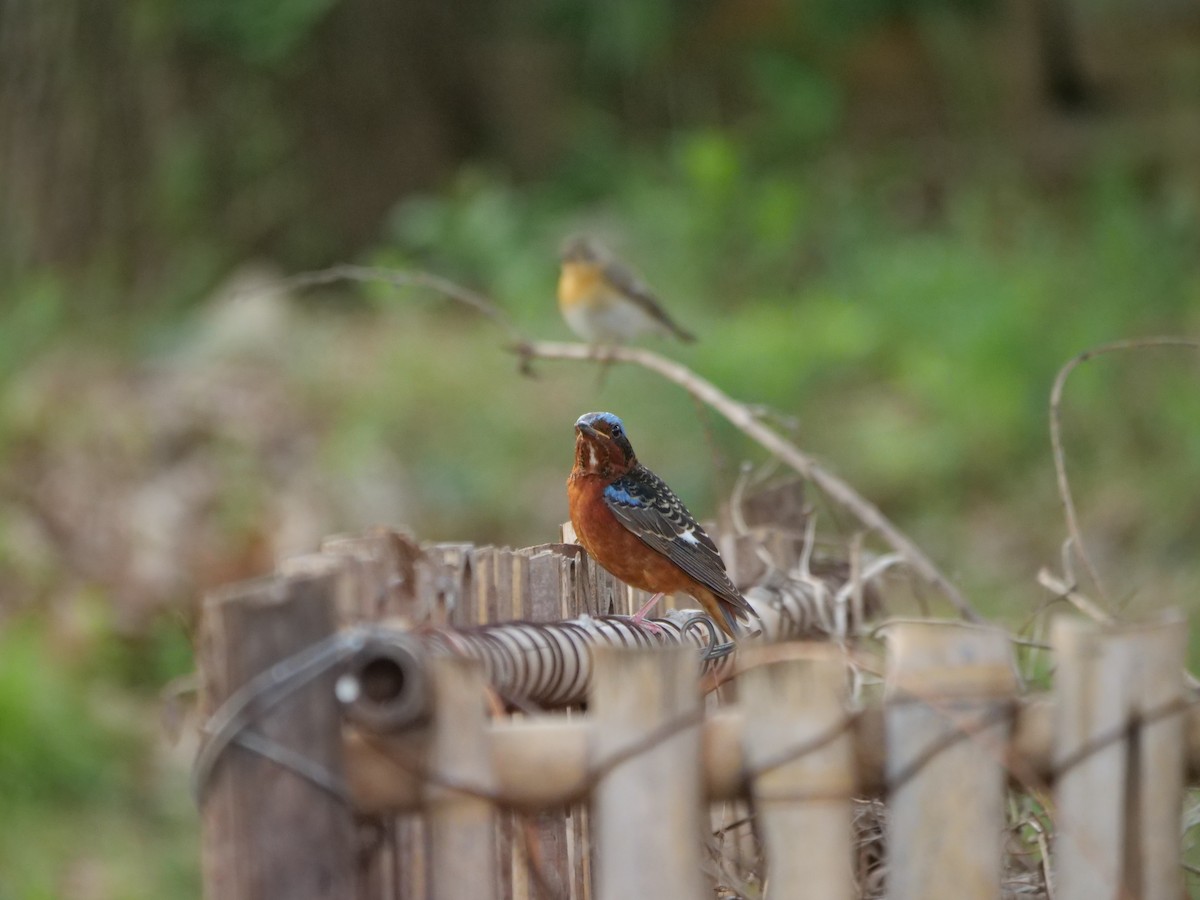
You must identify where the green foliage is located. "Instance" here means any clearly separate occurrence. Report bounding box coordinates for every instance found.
[0,278,66,385]
[801,0,998,41]
[92,617,195,693]
[179,0,339,66]
[370,137,1200,623]
[747,55,844,154]
[0,620,128,805]
[539,0,677,81]
[385,170,551,325]
[0,615,198,896]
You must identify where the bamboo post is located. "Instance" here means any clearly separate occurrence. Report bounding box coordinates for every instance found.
[319,527,423,623]
[427,655,498,900]
[425,542,474,628]
[563,522,653,620]
[556,540,604,900]
[591,646,705,900]
[1052,614,1186,900]
[294,535,426,899]
[741,647,856,900]
[525,545,574,620]
[884,622,1016,900]
[1051,616,1132,899]
[566,795,592,900]
[1126,615,1187,900]
[470,547,518,899]
[199,569,356,900]
[513,546,577,900]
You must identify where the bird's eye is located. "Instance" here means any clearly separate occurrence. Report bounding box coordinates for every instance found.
[612,424,622,437]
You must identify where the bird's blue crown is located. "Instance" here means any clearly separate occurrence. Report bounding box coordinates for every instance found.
[575,411,624,431]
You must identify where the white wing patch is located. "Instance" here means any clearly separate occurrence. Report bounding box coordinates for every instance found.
[677,527,699,545]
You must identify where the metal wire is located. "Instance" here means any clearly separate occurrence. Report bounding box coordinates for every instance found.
[193,548,887,802]
[191,627,371,802]
[193,607,1200,900]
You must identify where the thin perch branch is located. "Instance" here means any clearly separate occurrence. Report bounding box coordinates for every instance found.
[274,264,526,343]
[516,340,984,623]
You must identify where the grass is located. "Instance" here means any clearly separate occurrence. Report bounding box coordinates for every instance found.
[0,618,198,899]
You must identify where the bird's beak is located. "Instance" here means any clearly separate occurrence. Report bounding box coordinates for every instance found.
[575,422,601,440]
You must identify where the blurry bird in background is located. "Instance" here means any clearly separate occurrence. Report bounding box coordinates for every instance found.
[566,411,753,639]
[557,236,696,346]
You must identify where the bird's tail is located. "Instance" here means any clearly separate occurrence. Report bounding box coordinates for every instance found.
[720,591,758,639]
[721,608,741,638]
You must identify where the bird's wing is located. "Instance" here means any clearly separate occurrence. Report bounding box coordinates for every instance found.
[599,259,696,342]
[602,466,750,619]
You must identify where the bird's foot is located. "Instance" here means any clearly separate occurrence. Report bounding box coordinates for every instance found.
[625,613,665,636]
[625,593,665,636]
[624,613,665,636]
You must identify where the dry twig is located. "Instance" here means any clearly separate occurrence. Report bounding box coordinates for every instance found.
[271,265,984,622]
[1048,336,1200,608]
[516,340,983,623]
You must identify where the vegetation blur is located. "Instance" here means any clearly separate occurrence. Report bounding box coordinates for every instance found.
[2,0,1200,895]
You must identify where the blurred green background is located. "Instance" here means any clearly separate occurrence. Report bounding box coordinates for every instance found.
[2,0,1200,895]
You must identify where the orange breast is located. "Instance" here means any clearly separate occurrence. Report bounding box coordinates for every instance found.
[557,262,606,311]
[568,473,740,636]
[567,475,693,595]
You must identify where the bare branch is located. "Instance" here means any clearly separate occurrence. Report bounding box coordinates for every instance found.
[268,265,982,622]
[1034,568,1113,625]
[1048,336,1200,607]
[272,264,527,343]
[516,340,984,623]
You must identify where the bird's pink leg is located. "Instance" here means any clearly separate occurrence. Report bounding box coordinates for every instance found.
[626,592,665,635]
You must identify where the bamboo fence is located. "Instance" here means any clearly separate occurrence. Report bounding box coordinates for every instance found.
[195,512,1194,900]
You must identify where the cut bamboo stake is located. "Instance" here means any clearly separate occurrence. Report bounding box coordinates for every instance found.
[526,546,572,621]
[285,546,393,900]
[487,552,516,900]
[591,646,705,900]
[199,570,356,900]
[515,540,595,900]
[1125,615,1186,900]
[319,527,423,623]
[742,647,856,900]
[510,551,573,900]
[1052,615,1186,900]
[523,546,588,899]
[1052,616,1132,900]
[884,622,1017,900]
[429,543,473,628]
[560,540,596,900]
[562,521,654,618]
[427,656,498,900]
[299,534,426,899]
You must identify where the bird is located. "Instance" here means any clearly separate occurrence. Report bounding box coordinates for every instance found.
[557,236,696,346]
[566,411,753,639]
